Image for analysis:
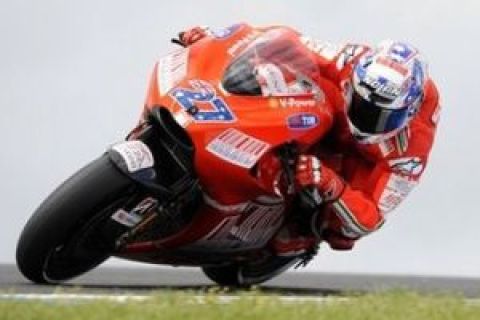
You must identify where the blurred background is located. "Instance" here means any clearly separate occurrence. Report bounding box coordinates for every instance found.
[1,0,478,276]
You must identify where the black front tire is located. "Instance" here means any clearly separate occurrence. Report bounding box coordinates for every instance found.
[16,154,134,284]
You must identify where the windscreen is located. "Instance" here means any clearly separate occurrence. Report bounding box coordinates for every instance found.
[222,29,321,97]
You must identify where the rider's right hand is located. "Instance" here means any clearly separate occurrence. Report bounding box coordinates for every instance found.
[295,155,345,202]
[178,26,209,46]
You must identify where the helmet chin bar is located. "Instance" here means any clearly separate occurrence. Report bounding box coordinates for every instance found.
[347,119,403,144]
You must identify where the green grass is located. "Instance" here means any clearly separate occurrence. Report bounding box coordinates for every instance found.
[1,290,479,320]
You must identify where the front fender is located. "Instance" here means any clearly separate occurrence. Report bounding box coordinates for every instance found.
[107,140,174,199]
[108,140,156,179]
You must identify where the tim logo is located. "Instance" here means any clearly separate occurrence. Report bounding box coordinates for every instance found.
[287,113,319,130]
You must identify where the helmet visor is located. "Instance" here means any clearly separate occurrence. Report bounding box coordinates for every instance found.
[348,92,409,134]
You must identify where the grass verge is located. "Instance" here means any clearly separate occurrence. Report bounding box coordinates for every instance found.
[1,290,479,320]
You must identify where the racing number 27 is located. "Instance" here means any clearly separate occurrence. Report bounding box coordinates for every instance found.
[170,80,235,122]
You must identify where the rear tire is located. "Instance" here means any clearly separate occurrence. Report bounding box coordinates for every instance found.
[202,264,244,287]
[202,256,298,287]
[16,154,134,284]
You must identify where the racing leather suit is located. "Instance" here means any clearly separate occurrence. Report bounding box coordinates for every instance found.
[300,36,440,249]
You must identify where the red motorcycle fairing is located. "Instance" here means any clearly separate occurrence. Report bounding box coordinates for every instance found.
[119,25,336,263]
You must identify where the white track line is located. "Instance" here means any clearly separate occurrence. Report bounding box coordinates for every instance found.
[0,293,346,304]
[1,293,478,305]
[0,293,148,302]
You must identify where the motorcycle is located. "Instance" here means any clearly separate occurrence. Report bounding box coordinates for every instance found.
[16,25,335,286]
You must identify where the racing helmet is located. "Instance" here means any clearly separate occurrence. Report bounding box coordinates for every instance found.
[348,40,427,143]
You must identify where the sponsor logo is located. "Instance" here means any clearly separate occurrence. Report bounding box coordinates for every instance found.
[287,113,319,130]
[336,44,364,70]
[300,37,340,60]
[229,201,284,244]
[388,42,417,63]
[211,24,241,39]
[111,197,158,228]
[376,57,408,76]
[379,174,417,214]
[157,48,188,95]
[206,128,270,169]
[111,209,142,228]
[362,75,401,98]
[112,141,154,173]
[278,97,317,108]
[197,196,285,249]
[388,157,424,176]
[227,32,258,56]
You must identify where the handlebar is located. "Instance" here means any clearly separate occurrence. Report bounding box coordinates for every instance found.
[276,143,297,195]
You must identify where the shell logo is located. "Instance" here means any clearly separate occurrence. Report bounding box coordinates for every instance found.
[269,98,280,108]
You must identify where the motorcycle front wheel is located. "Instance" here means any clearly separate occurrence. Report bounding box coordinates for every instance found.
[16,154,134,284]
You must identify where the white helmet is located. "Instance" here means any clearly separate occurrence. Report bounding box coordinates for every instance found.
[348,40,428,144]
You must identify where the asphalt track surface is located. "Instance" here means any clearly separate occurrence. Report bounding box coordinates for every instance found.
[1,264,480,298]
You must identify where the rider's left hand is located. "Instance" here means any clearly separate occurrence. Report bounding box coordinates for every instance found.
[178,26,210,46]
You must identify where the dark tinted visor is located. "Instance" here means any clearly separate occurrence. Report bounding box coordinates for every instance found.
[348,93,409,134]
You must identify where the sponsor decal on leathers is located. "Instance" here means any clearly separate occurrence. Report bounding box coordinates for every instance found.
[378,174,418,214]
[388,157,424,176]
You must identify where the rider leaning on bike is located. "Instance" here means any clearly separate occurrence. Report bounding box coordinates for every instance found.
[178,23,441,254]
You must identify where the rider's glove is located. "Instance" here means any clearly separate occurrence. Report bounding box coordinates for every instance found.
[295,155,345,204]
[178,26,210,46]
